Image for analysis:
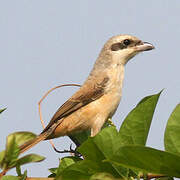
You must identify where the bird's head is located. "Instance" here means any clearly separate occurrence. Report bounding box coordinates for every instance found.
[101,34,155,66]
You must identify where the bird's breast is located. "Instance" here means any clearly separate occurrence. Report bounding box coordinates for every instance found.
[50,89,121,138]
[51,66,124,138]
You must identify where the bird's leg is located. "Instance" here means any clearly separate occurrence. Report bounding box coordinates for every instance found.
[53,144,82,157]
[69,144,82,157]
[107,118,115,126]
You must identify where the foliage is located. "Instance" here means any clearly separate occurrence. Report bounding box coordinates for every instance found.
[0,108,45,179]
[0,91,180,179]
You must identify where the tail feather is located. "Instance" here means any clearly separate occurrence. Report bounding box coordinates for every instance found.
[19,119,64,154]
[19,133,47,154]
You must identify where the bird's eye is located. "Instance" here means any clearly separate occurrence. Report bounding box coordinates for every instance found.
[123,39,131,46]
[111,39,132,51]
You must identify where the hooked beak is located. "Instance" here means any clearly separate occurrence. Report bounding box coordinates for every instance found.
[136,42,155,52]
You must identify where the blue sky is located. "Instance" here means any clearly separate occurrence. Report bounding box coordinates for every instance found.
[0,0,180,177]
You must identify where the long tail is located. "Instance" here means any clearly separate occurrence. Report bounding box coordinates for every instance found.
[19,132,48,154]
[19,119,64,154]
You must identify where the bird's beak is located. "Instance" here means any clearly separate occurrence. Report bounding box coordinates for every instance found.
[136,42,155,52]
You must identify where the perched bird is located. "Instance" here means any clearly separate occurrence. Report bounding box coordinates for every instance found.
[20,34,154,153]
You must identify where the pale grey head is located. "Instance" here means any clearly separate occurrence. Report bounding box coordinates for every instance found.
[92,34,154,73]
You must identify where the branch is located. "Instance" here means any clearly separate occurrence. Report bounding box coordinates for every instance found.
[0,169,9,179]
[26,178,54,180]
[140,173,165,180]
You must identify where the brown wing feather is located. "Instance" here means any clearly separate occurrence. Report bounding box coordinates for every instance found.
[41,77,109,133]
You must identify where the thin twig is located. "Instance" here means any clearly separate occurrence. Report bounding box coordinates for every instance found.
[0,169,9,179]
[26,178,54,180]
[38,84,81,151]
[25,173,166,180]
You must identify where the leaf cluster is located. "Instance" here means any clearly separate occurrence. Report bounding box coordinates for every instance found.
[1,91,180,180]
[0,109,45,179]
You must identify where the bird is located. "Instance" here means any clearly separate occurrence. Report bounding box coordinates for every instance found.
[20,34,154,154]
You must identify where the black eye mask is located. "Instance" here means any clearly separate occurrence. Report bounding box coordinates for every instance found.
[111,39,142,51]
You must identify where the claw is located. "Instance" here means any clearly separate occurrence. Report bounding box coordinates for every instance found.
[53,146,70,154]
[53,144,82,157]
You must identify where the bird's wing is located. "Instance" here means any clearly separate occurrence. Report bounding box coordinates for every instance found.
[41,77,109,133]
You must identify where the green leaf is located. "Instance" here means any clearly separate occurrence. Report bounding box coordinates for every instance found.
[16,154,45,166]
[48,168,57,177]
[1,132,37,169]
[57,160,102,180]
[16,165,22,176]
[118,91,161,146]
[0,108,6,114]
[20,170,27,180]
[78,126,128,178]
[7,131,37,147]
[90,172,121,180]
[15,166,27,180]
[109,145,180,178]
[78,127,118,161]
[57,156,82,177]
[1,175,19,180]
[0,151,5,166]
[68,120,111,147]
[164,104,180,154]
[49,157,79,178]
[69,130,90,147]
[49,167,58,174]
[3,135,19,168]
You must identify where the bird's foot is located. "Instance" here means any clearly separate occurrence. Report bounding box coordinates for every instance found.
[53,144,82,157]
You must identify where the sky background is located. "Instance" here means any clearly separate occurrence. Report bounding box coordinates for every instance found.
[0,0,180,177]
